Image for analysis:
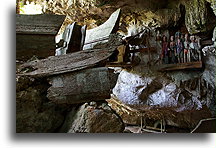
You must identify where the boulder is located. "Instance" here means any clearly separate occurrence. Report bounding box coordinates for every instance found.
[59,101,124,133]
[112,69,204,111]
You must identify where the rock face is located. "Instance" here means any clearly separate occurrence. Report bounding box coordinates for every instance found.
[206,0,216,15]
[25,0,216,35]
[16,76,65,132]
[112,69,208,112]
[16,75,123,133]
[60,102,124,133]
[35,0,183,33]
[185,0,207,34]
[201,46,216,115]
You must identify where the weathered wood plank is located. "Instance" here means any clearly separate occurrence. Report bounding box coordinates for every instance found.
[16,14,66,35]
[18,47,116,77]
[157,61,203,71]
[47,67,117,104]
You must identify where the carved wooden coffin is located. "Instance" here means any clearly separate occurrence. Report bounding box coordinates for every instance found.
[83,9,121,49]
[16,14,66,60]
[47,67,118,104]
[18,47,116,77]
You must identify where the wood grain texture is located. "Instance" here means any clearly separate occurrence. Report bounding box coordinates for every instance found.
[18,47,116,77]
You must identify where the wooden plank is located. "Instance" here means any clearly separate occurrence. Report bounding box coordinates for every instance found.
[129,47,156,53]
[157,61,203,72]
[18,47,116,77]
[47,67,115,104]
[16,14,66,35]
[201,40,213,46]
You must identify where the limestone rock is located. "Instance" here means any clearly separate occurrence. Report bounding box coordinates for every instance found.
[112,69,204,111]
[200,34,216,116]
[60,102,124,133]
[206,0,216,16]
[185,0,207,34]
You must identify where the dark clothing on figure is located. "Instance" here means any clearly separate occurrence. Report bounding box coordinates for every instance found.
[169,41,176,64]
[162,41,169,64]
[176,41,184,62]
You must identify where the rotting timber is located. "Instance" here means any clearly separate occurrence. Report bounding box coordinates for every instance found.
[16,10,121,105]
[156,61,203,71]
[18,47,116,77]
[16,14,66,60]
[47,67,117,104]
[17,47,118,105]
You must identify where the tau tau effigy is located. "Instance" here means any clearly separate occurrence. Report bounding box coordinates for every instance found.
[16,0,216,133]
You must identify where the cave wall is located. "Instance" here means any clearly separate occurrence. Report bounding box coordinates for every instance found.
[16,0,216,132]
[29,0,216,36]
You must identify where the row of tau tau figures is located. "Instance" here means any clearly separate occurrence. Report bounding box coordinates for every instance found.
[158,31,202,64]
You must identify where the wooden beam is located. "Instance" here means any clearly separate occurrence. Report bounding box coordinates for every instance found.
[157,61,203,72]
[201,40,213,46]
[129,47,156,53]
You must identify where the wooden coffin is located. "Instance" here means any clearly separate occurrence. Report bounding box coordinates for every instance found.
[18,47,116,77]
[83,9,121,49]
[47,67,117,104]
[16,14,66,61]
[56,22,87,55]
